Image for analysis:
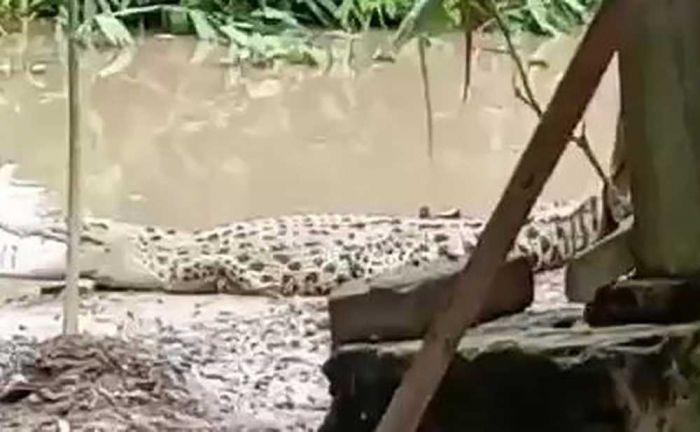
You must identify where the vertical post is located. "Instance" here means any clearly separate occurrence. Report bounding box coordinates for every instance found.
[417,37,433,158]
[63,0,82,335]
[619,0,700,277]
[373,1,628,431]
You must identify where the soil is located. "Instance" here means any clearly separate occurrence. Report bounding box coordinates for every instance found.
[0,270,568,431]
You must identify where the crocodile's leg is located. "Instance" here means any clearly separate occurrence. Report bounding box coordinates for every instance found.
[167,246,362,297]
[166,254,283,297]
[165,255,226,294]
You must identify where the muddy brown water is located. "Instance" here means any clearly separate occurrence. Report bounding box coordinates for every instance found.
[0,21,620,230]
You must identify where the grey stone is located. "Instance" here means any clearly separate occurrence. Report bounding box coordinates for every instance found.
[585,276,700,326]
[328,256,533,345]
[565,217,635,303]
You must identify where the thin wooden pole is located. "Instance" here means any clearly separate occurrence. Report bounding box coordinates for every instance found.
[460,0,472,103]
[63,0,82,335]
[373,1,629,431]
[417,37,434,158]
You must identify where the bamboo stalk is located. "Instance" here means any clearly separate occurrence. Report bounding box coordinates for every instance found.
[460,0,473,102]
[63,0,82,335]
[373,1,628,431]
[486,0,542,116]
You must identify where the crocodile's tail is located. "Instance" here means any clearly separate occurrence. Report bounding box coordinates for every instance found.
[517,187,633,272]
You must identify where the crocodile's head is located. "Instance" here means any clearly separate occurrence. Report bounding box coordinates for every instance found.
[31,217,164,289]
[89,238,164,290]
[79,219,165,290]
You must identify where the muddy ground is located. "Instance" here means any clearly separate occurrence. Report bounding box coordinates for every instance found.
[0,270,570,431]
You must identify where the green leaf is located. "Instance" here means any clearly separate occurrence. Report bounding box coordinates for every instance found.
[232,21,254,30]
[219,23,250,46]
[547,3,575,31]
[392,0,454,51]
[336,0,360,30]
[252,7,302,28]
[96,0,112,14]
[188,9,218,41]
[165,8,190,34]
[385,1,397,19]
[298,0,337,27]
[526,0,559,36]
[247,32,268,54]
[316,0,341,16]
[93,14,134,46]
[560,0,586,16]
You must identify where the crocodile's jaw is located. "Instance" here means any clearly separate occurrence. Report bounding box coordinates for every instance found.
[92,258,163,290]
[90,236,163,290]
[0,232,70,280]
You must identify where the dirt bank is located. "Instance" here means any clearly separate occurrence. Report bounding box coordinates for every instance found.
[0,270,568,431]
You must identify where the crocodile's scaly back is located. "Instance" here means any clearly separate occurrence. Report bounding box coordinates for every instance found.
[14,188,629,297]
[133,191,615,296]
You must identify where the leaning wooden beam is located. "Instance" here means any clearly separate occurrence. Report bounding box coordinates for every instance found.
[373,1,630,431]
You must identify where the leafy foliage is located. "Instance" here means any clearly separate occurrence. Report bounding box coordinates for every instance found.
[502,0,602,36]
[1,0,601,67]
[391,0,600,47]
[392,0,453,50]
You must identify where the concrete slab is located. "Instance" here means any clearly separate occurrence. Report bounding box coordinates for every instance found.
[328,257,533,345]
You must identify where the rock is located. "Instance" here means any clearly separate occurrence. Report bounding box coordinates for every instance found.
[39,279,94,296]
[565,217,635,303]
[28,62,48,75]
[0,374,32,403]
[327,256,533,345]
[320,307,700,432]
[585,277,700,326]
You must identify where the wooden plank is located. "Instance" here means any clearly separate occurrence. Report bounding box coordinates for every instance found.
[373,2,630,431]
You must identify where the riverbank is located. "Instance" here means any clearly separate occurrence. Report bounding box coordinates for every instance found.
[0,268,568,430]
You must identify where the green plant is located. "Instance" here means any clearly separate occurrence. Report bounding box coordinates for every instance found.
[2,0,602,60]
[388,0,612,176]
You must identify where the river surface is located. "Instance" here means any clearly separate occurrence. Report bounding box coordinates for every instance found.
[0,21,620,229]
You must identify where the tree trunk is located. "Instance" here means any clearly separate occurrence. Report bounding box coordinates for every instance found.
[619,0,700,276]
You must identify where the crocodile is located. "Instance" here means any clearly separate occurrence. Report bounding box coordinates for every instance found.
[0,188,628,298]
[0,161,633,297]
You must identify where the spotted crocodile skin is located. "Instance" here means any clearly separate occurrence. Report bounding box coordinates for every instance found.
[23,189,631,297]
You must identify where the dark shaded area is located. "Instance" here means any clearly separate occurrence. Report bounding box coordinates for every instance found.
[320,349,624,432]
[320,308,700,432]
[585,277,700,326]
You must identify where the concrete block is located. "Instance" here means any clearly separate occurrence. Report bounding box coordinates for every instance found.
[328,256,533,345]
[565,217,635,303]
